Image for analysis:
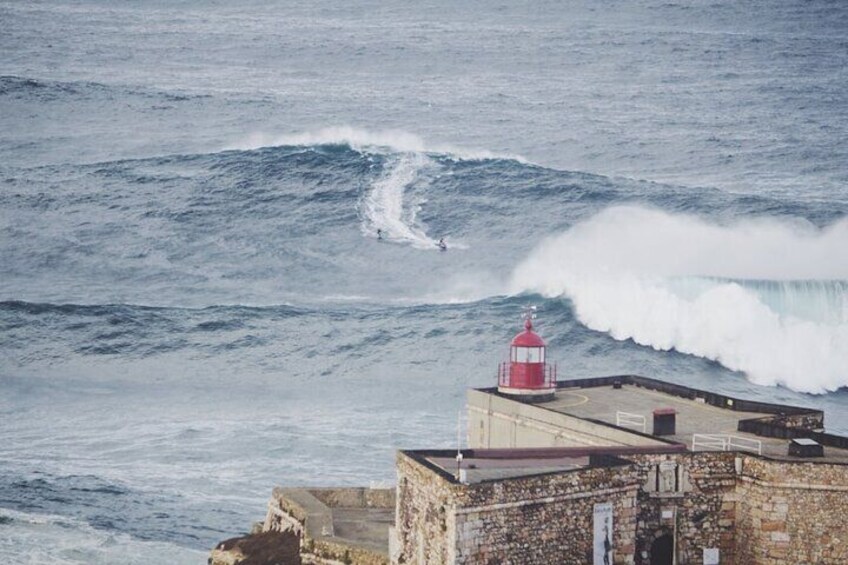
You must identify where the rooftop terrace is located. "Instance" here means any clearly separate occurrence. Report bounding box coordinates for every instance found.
[486,375,848,464]
[421,445,684,484]
[268,487,393,561]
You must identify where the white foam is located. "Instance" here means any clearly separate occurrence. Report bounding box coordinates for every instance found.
[509,206,848,393]
[225,126,527,162]
[0,508,204,565]
[360,153,440,249]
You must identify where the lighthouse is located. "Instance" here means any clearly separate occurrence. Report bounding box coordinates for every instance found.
[497,312,556,401]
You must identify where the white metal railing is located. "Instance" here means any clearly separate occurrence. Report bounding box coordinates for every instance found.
[691,434,762,455]
[616,411,646,434]
[692,434,728,451]
[727,435,763,455]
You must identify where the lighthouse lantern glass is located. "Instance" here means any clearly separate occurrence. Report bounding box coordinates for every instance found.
[511,346,545,363]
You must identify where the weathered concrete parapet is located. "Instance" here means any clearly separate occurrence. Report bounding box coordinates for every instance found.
[309,487,396,509]
[467,388,674,450]
[265,487,334,538]
[262,487,395,565]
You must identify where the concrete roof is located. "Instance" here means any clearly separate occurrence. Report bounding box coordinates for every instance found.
[330,507,394,553]
[425,453,590,483]
[535,381,848,464]
[416,445,686,484]
[276,488,393,557]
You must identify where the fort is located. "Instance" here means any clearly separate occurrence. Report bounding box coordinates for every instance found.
[212,317,848,564]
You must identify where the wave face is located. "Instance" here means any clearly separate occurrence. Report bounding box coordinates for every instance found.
[1,137,847,557]
[509,207,848,393]
[227,126,526,163]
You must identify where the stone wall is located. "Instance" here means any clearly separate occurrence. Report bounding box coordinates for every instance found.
[395,452,458,564]
[779,412,825,430]
[395,451,643,564]
[735,457,848,564]
[452,466,640,564]
[629,452,738,565]
[394,450,848,564]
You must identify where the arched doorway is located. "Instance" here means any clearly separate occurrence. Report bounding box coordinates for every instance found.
[650,533,674,565]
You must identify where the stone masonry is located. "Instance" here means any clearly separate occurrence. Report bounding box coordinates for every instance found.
[393,450,848,564]
[734,457,848,564]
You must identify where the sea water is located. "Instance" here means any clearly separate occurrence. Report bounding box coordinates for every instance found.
[1,1,847,562]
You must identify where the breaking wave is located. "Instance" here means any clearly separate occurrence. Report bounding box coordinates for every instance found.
[224,126,527,162]
[509,206,848,393]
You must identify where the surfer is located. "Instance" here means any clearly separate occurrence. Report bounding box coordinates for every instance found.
[438,238,447,251]
[377,228,383,240]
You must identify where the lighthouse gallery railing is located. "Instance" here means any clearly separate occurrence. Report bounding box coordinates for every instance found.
[498,362,557,389]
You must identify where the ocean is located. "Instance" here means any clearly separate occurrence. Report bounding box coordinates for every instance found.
[1,1,847,562]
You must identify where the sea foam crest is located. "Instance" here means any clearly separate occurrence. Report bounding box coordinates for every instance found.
[509,206,848,394]
[226,126,527,162]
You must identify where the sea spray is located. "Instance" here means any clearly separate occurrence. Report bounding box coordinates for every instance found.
[226,126,527,163]
[509,206,848,393]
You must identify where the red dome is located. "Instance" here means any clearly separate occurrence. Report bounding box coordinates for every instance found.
[511,318,546,347]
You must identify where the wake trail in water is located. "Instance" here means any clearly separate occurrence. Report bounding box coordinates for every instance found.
[360,153,440,249]
[509,206,848,394]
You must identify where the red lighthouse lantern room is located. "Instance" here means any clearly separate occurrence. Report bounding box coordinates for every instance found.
[497,314,556,401]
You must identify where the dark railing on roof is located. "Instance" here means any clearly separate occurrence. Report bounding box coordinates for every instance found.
[738,417,848,450]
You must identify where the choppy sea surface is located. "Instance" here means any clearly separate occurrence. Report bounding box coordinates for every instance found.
[2,1,847,562]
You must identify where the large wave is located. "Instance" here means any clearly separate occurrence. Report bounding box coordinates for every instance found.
[224,126,527,162]
[509,206,848,393]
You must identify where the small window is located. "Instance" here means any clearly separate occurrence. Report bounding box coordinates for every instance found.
[535,348,545,363]
[512,346,544,363]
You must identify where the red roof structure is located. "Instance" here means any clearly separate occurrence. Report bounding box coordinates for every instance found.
[511,318,546,347]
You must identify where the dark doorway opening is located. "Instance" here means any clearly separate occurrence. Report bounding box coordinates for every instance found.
[650,534,674,565]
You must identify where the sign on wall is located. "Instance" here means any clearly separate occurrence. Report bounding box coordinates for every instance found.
[593,502,613,565]
[703,547,720,564]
